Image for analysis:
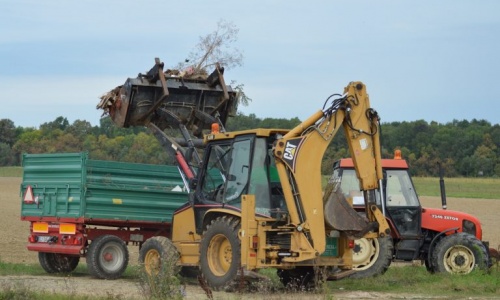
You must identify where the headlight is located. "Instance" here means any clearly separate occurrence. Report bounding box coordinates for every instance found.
[462,220,476,236]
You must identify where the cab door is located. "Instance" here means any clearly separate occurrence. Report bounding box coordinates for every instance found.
[384,170,421,237]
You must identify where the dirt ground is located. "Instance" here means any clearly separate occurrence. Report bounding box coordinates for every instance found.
[1,177,499,299]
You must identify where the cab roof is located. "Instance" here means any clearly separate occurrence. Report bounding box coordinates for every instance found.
[204,128,290,142]
[338,158,408,169]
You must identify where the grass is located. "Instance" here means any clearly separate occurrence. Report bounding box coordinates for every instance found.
[413,176,500,199]
[0,166,22,177]
[326,264,500,298]
[2,260,499,299]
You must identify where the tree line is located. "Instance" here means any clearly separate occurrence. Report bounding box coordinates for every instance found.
[1,115,499,177]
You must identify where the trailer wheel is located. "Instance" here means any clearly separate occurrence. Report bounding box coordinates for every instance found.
[200,216,241,290]
[38,252,80,273]
[431,232,489,274]
[87,235,129,280]
[139,236,180,276]
[350,236,393,279]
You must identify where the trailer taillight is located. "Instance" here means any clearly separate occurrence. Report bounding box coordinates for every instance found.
[73,237,82,245]
[348,239,355,249]
[28,235,38,243]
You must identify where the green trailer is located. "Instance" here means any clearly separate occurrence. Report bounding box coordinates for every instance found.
[20,152,188,279]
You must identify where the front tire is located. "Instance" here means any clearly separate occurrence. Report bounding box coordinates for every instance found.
[199,216,241,290]
[431,232,489,274]
[139,236,180,277]
[86,235,129,279]
[350,236,393,279]
[38,252,79,273]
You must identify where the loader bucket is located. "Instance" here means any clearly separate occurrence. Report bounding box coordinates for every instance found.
[98,59,238,137]
[323,179,377,238]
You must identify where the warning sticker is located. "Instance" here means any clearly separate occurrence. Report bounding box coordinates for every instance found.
[24,185,34,204]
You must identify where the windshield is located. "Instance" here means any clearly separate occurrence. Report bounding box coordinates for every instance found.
[334,168,419,207]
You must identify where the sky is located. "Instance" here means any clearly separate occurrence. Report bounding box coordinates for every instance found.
[1,0,500,128]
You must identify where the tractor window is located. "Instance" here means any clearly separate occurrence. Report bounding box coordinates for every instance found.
[224,139,251,205]
[335,169,365,205]
[334,169,381,205]
[200,143,232,202]
[385,170,419,207]
[248,138,271,216]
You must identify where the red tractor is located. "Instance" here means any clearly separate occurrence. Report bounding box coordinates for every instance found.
[332,151,491,278]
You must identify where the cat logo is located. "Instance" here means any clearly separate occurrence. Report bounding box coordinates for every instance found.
[283,142,297,160]
[281,138,303,171]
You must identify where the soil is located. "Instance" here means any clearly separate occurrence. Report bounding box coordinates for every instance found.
[1,177,499,299]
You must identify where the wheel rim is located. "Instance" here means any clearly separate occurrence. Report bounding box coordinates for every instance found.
[443,245,475,274]
[144,249,161,275]
[352,238,379,270]
[98,242,124,272]
[207,234,232,276]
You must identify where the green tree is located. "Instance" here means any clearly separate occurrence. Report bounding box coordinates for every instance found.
[40,116,69,131]
[0,119,17,146]
[0,143,13,166]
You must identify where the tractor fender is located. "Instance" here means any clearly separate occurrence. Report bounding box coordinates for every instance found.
[426,227,459,264]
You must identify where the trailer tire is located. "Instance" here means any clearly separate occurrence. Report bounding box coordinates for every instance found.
[350,236,393,279]
[431,232,489,274]
[139,236,180,277]
[38,252,79,273]
[200,216,241,290]
[87,235,129,280]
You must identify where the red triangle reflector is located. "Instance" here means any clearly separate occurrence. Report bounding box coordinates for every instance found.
[24,185,34,204]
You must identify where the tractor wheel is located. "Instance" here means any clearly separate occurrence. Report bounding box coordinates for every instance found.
[38,252,79,273]
[139,236,180,277]
[199,216,241,290]
[350,236,393,279]
[431,232,489,274]
[87,235,129,280]
[277,267,316,290]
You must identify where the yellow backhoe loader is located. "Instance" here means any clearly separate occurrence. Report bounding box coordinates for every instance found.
[100,59,390,290]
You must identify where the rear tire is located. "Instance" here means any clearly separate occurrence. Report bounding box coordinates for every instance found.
[199,216,241,290]
[86,235,129,279]
[38,252,79,273]
[431,232,489,274]
[350,236,393,279]
[139,236,180,277]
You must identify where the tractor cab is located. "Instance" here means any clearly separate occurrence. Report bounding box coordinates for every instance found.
[332,151,423,260]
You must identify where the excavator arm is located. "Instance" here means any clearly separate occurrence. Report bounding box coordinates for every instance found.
[273,82,389,259]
